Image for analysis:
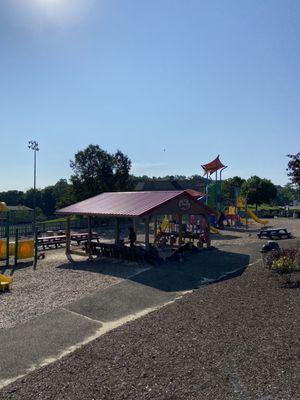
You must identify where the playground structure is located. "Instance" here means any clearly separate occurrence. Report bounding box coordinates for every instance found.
[159,214,220,239]
[202,155,227,210]
[0,202,36,269]
[200,157,269,228]
[157,213,213,246]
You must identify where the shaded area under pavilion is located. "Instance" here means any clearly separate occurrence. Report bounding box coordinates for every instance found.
[57,190,215,261]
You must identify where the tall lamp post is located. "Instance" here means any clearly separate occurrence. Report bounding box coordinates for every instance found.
[28,140,39,235]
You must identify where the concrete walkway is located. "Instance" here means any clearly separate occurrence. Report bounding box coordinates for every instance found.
[0,271,180,389]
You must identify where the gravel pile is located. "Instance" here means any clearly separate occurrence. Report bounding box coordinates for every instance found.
[1,259,299,400]
[0,249,141,329]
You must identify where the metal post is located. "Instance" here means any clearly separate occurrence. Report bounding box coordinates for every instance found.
[33,228,38,269]
[66,217,71,254]
[28,140,39,237]
[14,228,19,268]
[205,172,209,205]
[87,215,92,259]
[6,211,10,268]
[215,170,218,209]
[33,149,36,234]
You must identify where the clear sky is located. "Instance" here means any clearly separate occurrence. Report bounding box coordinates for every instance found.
[0,0,299,191]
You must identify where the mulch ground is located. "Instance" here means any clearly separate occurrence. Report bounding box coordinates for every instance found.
[1,261,299,400]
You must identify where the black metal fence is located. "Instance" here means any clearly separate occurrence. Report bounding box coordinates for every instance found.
[0,218,88,238]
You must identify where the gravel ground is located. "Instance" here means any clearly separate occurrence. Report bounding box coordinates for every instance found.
[0,218,299,399]
[1,254,299,400]
[0,249,144,329]
[0,220,300,400]
[0,217,298,330]
[212,217,300,248]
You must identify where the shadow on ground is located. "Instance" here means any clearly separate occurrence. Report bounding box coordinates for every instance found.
[210,233,241,241]
[1,261,33,276]
[58,248,250,293]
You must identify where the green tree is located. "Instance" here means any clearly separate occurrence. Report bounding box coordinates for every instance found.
[41,186,56,217]
[221,176,245,201]
[113,150,132,191]
[70,145,132,200]
[52,179,75,209]
[241,176,277,209]
[23,188,43,210]
[0,190,24,206]
[275,184,298,206]
[287,152,300,189]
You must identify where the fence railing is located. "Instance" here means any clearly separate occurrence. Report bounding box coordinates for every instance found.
[0,218,88,238]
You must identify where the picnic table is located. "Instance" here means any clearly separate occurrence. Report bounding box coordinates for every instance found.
[38,232,100,250]
[70,232,99,245]
[37,235,66,250]
[257,228,291,240]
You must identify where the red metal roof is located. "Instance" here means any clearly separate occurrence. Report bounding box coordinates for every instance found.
[201,155,227,175]
[58,190,213,218]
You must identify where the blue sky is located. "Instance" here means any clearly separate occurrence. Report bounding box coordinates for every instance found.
[0,0,299,191]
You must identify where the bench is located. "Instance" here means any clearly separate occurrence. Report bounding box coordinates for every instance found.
[257,228,291,240]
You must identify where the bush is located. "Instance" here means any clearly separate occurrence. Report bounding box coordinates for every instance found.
[268,248,298,274]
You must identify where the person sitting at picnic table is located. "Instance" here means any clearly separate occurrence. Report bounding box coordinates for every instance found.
[128,227,137,248]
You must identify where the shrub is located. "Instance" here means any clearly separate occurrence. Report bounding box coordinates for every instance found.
[268,248,298,275]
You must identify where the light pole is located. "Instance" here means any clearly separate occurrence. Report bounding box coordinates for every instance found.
[28,140,39,235]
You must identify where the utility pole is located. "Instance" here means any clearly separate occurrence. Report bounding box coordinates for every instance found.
[28,140,39,235]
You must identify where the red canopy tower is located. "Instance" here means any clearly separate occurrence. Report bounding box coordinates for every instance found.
[201,155,227,209]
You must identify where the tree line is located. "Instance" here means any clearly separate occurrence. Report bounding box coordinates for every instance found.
[0,145,299,219]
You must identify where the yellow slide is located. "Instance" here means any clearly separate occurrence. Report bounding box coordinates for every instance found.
[0,274,13,292]
[246,209,268,225]
[160,216,169,233]
[210,226,220,234]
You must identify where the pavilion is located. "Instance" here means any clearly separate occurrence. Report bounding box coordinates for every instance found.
[57,189,214,260]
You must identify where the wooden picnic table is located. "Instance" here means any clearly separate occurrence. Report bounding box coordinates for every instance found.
[38,232,100,249]
[70,232,99,245]
[37,235,66,250]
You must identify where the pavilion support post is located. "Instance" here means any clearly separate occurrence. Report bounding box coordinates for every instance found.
[115,218,120,245]
[178,214,183,246]
[154,217,158,243]
[133,217,138,234]
[87,215,92,259]
[206,215,211,248]
[66,216,71,258]
[145,217,150,251]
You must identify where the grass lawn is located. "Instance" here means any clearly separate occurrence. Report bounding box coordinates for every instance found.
[39,215,79,224]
